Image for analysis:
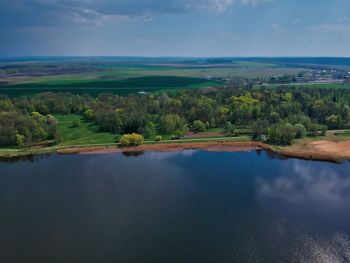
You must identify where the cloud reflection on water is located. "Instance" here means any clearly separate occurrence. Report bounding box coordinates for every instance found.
[257,160,350,206]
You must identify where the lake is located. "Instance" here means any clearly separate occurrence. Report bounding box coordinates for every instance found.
[1,150,350,263]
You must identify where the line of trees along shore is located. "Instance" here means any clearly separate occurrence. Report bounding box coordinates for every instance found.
[1,85,350,147]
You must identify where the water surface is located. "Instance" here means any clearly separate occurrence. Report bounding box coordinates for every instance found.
[1,151,350,263]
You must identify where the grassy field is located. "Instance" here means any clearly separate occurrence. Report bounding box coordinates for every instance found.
[56,115,116,146]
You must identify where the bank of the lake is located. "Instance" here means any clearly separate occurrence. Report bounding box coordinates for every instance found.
[1,137,350,163]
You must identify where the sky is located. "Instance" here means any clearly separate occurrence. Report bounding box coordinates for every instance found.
[1,0,350,57]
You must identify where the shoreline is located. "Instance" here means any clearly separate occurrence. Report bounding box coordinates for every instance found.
[0,140,348,163]
[57,141,272,155]
[56,141,346,163]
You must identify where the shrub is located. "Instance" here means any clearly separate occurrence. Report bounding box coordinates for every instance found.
[192,120,206,133]
[16,133,25,149]
[72,117,81,127]
[31,111,46,124]
[84,109,95,120]
[294,123,306,139]
[114,134,121,143]
[172,129,185,140]
[224,122,238,136]
[119,133,144,146]
[144,122,156,138]
[268,123,296,145]
[155,135,162,142]
[159,114,185,134]
[320,125,328,136]
[46,114,57,125]
[252,120,269,141]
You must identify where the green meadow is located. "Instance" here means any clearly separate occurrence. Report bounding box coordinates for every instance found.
[56,115,115,146]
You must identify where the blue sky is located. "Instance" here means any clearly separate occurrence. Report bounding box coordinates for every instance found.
[1,0,350,56]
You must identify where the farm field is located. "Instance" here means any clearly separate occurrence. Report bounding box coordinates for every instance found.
[0,58,315,97]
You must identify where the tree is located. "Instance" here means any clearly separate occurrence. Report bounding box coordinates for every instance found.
[269,112,280,124]
[326,114,341,129]
[268,123,296,145]
[84,109,95,120]
[294,123,306,139]
[192,120,206,133]
[16,134,25,149]
[46,114,57,125]
[31,111,46,124]
[119,133,144,146]
[144,122,156,138]
[0,112,16,146]
[252,120,269,141]
[160,114,185,134]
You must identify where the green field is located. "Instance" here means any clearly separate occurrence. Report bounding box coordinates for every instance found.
[1,76,219,97]
[0,60,310,97]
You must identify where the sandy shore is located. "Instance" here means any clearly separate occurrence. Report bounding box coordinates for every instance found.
[279,139,350,163]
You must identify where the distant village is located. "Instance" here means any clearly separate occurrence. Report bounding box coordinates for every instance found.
[200,68,350,86]
[295,69,350,84]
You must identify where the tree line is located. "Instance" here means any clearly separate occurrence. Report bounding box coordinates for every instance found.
[1,84,350,147]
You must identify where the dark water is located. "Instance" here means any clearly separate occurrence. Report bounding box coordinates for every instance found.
[1,151,350,263]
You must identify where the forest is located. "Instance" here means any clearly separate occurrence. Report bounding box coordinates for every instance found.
[1,85,349,148]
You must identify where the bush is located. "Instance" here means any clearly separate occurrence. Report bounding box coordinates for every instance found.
[224,122,238,136]
[294,123,306,139]
[114,134,121,143]
[84,109,95,120]
[72,117,81,127]
[46,114,57,125]
[119,133,144,146]
[16,133,25,149]
[308,124,328,136]
[268,123,296,145]
[320,125,328,136]
[172,130,185,140]
[252,120,269,141]
[155,135,162,142]
[192,120,206,133]
[144,122,156,138]
[160,114,185,134]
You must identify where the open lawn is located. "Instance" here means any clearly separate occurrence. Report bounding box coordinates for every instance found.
[56,115,116,146]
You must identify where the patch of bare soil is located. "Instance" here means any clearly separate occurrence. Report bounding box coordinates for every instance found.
[310,140,350,156]
[280,139,350,163]
[185,132,224,138]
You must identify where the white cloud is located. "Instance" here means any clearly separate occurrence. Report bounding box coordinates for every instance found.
[240,0,274,6]
[0,0,275,27]
[257,161,350,206]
